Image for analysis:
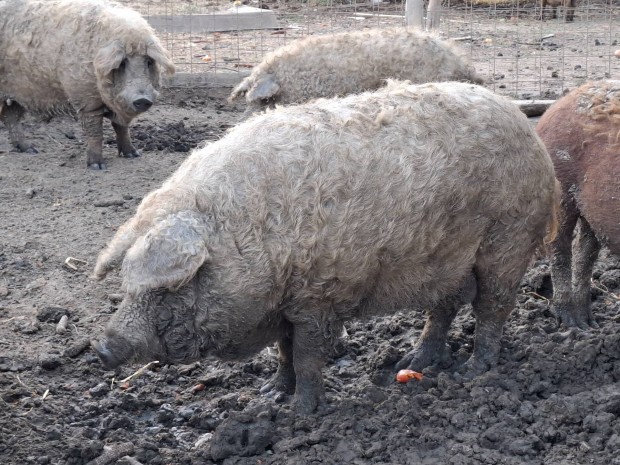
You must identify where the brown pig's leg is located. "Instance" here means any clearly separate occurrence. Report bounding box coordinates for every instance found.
[570,218,601,328]
[550,196,580,327]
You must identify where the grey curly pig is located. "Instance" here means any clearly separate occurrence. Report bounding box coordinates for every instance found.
[92,81,558,414]
[0,0,174,169]
[229,28,484,114]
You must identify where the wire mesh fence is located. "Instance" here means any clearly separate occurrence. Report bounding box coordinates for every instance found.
[119,0,620,98]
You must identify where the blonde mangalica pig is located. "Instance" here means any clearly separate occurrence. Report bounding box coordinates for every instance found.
[0,0,174,169]
[92,81,558,414]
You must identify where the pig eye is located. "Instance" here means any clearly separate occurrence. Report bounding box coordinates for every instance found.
[146,57,154,69]
[118,58,128,71]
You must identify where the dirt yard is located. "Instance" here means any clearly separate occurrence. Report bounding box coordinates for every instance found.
[2,34,620,465]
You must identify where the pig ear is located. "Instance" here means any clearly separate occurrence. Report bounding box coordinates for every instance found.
[121,211,209,296]
[246,74,280,102]
[146,41,175,76]
[94,41,126,78]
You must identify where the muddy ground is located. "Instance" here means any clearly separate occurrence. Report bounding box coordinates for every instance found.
[2,75,620,465]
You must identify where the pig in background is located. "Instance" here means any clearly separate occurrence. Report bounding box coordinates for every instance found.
[228,28,484,114]
[537,80,620,328]
[540,0,576,21]
[92,80,558,414]
[0,0,175,169]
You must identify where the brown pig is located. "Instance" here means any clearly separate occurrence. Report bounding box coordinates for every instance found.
[537,80,620,328]
[92,81,558,414]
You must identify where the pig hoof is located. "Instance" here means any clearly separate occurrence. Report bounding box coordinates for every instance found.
[460,357,492,380]
[88,162,107,170]
[554,306,597,330]
[12,143,38,153]
[119,149,141,158]
[260,376,295,397]
[395,344,449,372]
[292,393,325,415]
[91,339,121,369]
[259,385,288,404]
[260,365,296,396]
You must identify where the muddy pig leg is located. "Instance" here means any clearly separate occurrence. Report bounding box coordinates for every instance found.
[260,325,296,398]
[0,101,38,153]
[396,271,477,371]
[112,122,140,158]
[570,218,601,328]
[550,195,580,327]
[286,311,342,414]
[81,109,105,170]
[463,239,534,377]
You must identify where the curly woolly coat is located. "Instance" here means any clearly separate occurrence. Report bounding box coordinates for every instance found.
[93,81,558,412]
[229,28,484,112]
[0,0,174,168]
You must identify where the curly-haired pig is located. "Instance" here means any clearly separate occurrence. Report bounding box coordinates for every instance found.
[91,80,558,414]
[0,0,174,169]
[229,28,484,114]
[537,80,620,328]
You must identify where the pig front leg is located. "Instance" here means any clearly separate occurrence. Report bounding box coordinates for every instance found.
[112,122,141,158]
[283,313,341,414]
[81,109,105,170]
[291,322,332,414]
[0,101,38,153]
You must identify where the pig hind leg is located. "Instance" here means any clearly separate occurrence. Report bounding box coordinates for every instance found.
[0,101,37,153]
[463,235,537,376]
[396,271,477,371]
[569,218,601,328]
[112,122,140,158]
[549,195,588,328]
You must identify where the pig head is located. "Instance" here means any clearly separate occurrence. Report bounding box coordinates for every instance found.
[91,211,287,370]
[85,40,175,169]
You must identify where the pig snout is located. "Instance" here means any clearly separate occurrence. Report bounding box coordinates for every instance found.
[91,337,129,370]
[132,97,153,112]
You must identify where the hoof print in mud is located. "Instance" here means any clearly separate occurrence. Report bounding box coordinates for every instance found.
[208,406,277,461]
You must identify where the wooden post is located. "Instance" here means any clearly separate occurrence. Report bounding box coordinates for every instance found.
[405,0,425,29]
[426,0,443,30]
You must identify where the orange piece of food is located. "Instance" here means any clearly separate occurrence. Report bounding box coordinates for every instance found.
[190,383,206,394]
[396,369,424,383]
